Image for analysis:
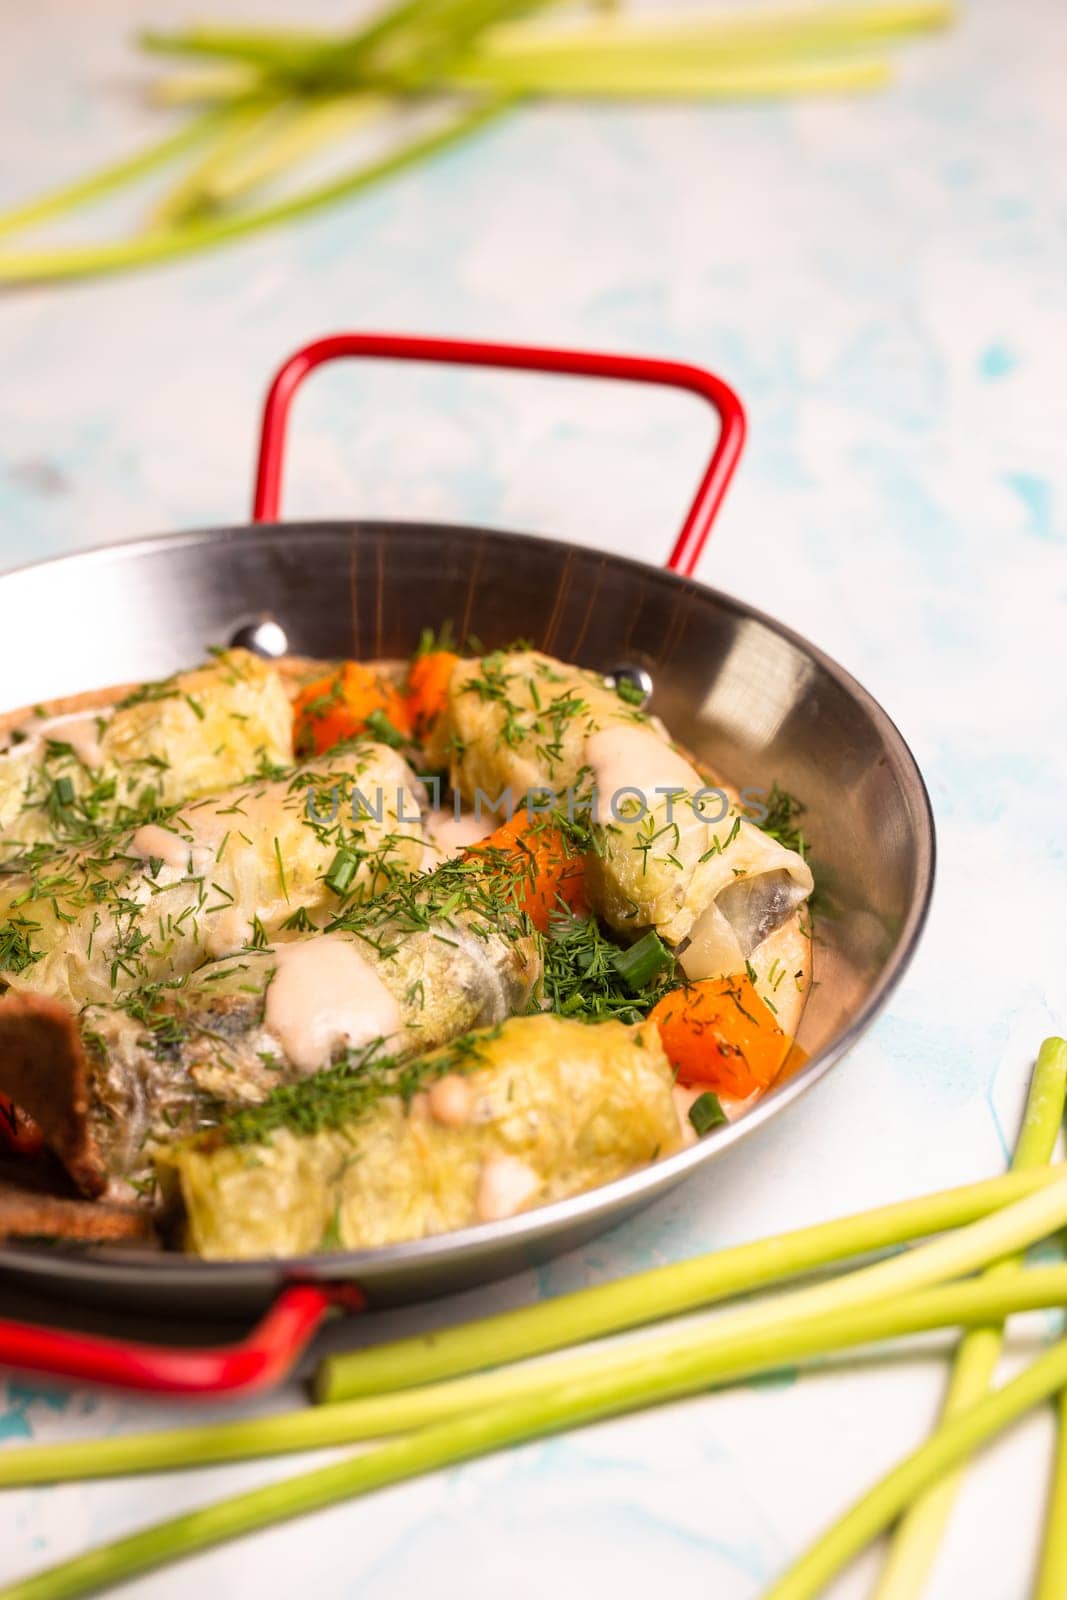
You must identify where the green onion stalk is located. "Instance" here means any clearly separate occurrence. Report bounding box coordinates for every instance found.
[6,1268,1067,1597]
[478,1,956,60]
[610,929,674,991]
[6,1131,1067,1595]
[0,97,512,285]
[0,107,234,241]
[1,1267,1067,1492]
[445,53,892,98]
[874,1034,1067,1599]
[138,2,954,83]
[0,1,955,285]
[318,1164,1065,1402]
[765,1335,1067,1600]
[146,97,386,226]
[0,0,539,279]
[7,1340,1067,1600]
[1035,1387,1067,1600]
[0,1162,1063,1491]
[13,1335,1067,1600]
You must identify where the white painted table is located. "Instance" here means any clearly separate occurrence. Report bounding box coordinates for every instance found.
[1,3,1065,1594]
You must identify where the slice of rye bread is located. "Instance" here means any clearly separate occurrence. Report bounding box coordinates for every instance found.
[0,993,105,1199]
[0,1173,157,1246]
[0,1137,157,1247]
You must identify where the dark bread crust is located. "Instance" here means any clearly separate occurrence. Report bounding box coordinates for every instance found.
[0,994,155,1242]
[0,1176,156,1245]
[0,993,105,1197]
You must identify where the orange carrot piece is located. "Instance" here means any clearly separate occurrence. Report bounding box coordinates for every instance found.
[294,662,411,756]
[648,975,788,1097]
[466,813,587,933]
[407,650,460,739]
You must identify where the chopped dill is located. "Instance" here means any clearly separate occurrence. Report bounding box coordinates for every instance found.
[536,910,675,1024]
[0,918,43,974]
[759,782,808,859]
[210,1028,500,1148]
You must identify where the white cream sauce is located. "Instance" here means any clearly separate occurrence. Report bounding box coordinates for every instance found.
[475,1154,541,1222]
[49,713,108,770]
[585,724,703,823]
[130,786,282,880]
[6,709,112,769]
[423,808,495,865]
[263,935,400,1073]
[129,822,213,876]
[179,789,279,857]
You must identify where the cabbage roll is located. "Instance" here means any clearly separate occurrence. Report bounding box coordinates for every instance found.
[158,1013,682,1257]
[430,648,643,801]
[1,849,540,1196]
[82,919,537,1196]
[583,723,814,974]
[0,741,426,1008]
[434,651,812,978]
[0,650,293,859]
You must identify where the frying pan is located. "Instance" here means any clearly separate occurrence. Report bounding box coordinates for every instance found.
[0,333,934,1395]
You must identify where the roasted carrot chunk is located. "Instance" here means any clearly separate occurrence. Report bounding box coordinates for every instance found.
[294,662,412,757]
[648,975,788,1098]
[407,649,460,739]
[466,813,588,933]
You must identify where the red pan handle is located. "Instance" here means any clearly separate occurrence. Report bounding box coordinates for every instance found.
[252,333,746,576]
[0,1283,351,1396]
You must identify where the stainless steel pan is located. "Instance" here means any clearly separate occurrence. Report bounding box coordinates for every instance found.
[0,335,933,1391]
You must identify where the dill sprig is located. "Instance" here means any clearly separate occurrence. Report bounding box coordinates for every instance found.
[209,1027,502,1149]
[0,739,420,993]
[0,917,43,974]
[0,6,951,287]
[0,649,287,862]
[758,781,808,859]
[327,810,554,955]
[536,909,675,1024]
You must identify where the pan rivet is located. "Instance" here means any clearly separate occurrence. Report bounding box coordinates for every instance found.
[227,616,289,659]
[607,663,653,708]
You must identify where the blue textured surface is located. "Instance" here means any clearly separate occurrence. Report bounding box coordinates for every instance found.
[0,3,1064,1595]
